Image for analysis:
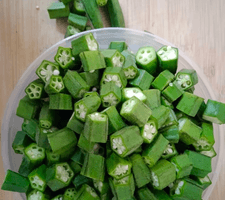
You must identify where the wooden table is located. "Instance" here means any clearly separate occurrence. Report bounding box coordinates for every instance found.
[0,0,224,199]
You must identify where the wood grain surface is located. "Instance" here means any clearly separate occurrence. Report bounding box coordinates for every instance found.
[0,0,224,199]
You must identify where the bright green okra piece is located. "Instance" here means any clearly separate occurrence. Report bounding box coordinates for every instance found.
[71,147,85,165]
[161,96,174,109]
[39,103,55,129]
[72,174,92,189]
[80,70,100,87]
[74,184,100,200]
[142,134,169,168]
[77,133,98,153]
[22,119,39,141]
[67,112,84,134]
[46,150,60,166]
[121,50,136,62]
[65,25,81,38]
[120,96,152,127]
[69,161,82,175]
[137,187,157,200]
[122,87,147,102]
[84,91,99,98]
[101,49,125,68]
[68,13,88,31]
[25,79,46,100]
[96,0,108,6]
[159,125,179,143]
[27,190,50,200]
[74,95,101,122]
[83,112,108,143]
[150,159,176,190]
[109,41,128,53]
[200,147,217,158]
[143,89,161,110]
[196,101,207,121]
[93,179,110,195]
[46,162,74,191]
[81,153,105,182]
[130,154,151,188]
[191,175,212,190]
[151,188,173,200]
[162,82,184,102]
[106,153,132,180]
[110,126,143,157]
[100,82,122,107]
[51,194,63,200]
[122,55,139,80]
[160,108,178,130]
[102,106,126,134]
[44,75,65,94]
[71,0,86,16]
[49,93,73,110]
[64,187,77,200]
[140,119,158,144]
[47,2,70,19]
[162,143,178,159]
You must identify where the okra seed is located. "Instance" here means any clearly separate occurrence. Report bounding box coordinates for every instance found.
[169,83,173,86]
[139,56,143,59]
[53,70,60,75]
[147,50,150,53]
[141,51,144,54]
[144,59,147,62]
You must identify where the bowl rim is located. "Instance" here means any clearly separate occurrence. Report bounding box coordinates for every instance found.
[1,27,224,199]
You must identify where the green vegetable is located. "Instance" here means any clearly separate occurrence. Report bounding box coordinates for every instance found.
[93,179,110,195]
[44,75,65,95]
[77,133,98,153]
[101,49,125,68]
[68,13,88,31]
[49,93,73,110]
[72,175,92,189]
[46,150,60,166]
[27,190,50,200]
[143,89,161,110]
[161,143,178,159]
[162,82,183,102]
[74,184,100,200]
[109,41,128,52]
[140,119,158,144]
[39,103,55,129]
[71,0,86,16]
[65,25,81,38]
[64,188,77,200]
[25,79,46,100]
[122,55,139,80]
[22,119,39,141]
[161,96,174,109]
[160,125,179,143]
[96,0,108,6]
[71,147,85,165]
[200,147,217,158]
[122,87,147,102]
[80,70,100,87]
[47,2,70,19]
[137,187,157,200]
[191,175,212,190]
[67,112,84,134]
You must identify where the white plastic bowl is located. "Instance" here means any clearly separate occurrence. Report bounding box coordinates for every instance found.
[1,28,223,200]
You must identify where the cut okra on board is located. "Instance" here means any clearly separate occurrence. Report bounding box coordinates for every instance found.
[3,32,225,200]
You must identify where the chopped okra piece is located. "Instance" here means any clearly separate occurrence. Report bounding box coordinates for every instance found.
[162,143,178,159]
[133,145,142,153]
[151,188,173,200]
[176,92,204,117]
[120,96,152,127]
[93,179,110,195]
[106,153,132,180]
[196,101,207,121]
[162,81,183,102]
[25,79,46,100]
[36,60,61,83]
[83,112,108,143]
[64,187,77,200]
[72,174,92,189]
[47,127,77,154]
[22,119,39,141]
[185,150,212,178]
[80,51,106,72]
[137,187,157,200]
[151,70,175,91]
[71,0,86,16]
[63,70,90,99]
[186,86,195,93]
[28,164,47,192]
[101,67,127,88]
[160,108,178,129]
[84,91,99,98]
[59,145,76,162]
[130,154,151,188]
[39,103,55,129]
[100,82,122,107]
[170,154,193,179]
[191,175,212,190]
[142,134,169,168]
[122,55,139,80]
[27,190,50,200]
[12,131,33,154]
[74,95,101,122]
[200,147,217,158]
[67,112,84,134]
[150,159,176,190]
[54,47,76,69]
[175,69,198,90]
[16,95,40,120]
[74,184,100,200]
[51,194,63,200]
[46,162,74,191]
[65,25,81,38]
[81,153,105,181]
[178,118,202,145]
[202,99,225,124]
[71,33,99,57]
[45,75,65,94]
[80,70,100,87]
[78,133,98,153]
[1,170,30,193]
[136,46,158,76]
[161,96,174,109]
[143,89,161,110]
[140,119,158,144]
[101,49,125,68]
[159,125,179,143]
[110,126,143,157]
[49,93,73,110]
[69,161,82,175]
[122,87,147,102]
[109,41,128,52]
[46,150,60,166]
[101,106,126,134]
[129,69,154,90]
[68,13,88,31]
[47,2,70,19]
[71,147,85,165]
[192,122,215,151]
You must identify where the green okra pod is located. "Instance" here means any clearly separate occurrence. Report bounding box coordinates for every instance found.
[25,79,46,100]
[67,112,84,134]
[68,13,88,31]
[122,87,147,102]
[47,2,70,19]
[39,102,55,129]
[143,89,161,110]
[49,93,73,110]
[109,41,128,53]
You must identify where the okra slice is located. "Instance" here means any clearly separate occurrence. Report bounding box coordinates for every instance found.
[106,153,132,180]
[140,119,158,144]
[102,106,126,134]
[74,95,101,122]
[28,164,47,192]
[136,46,157,76]
[78,133,98,153]
[170,154,193,179]
[142,134,169,168]
[110,126,143,157]
[72,174,92,189]
[27,190,50,200]
[25,79,46,100]
[71,0,86,16]
[101,67,127,88]
[51,194,63,200]
[1,169,30,193]
[12,131,33,154]
[143,89,161,110]
[162,143,178,159]
[64,187,77,200]
[122,55,139,80]
[185,150,212,177]
[83,112,108,143]
[161,96,174,109]
[47,127,77,154]
[101,49,125,68]
[109,41,128,52]
[36,60,61,83]
[81,153,105,182]
[129,69,154,90]
[80,70,100,87]
[130,154,151,188]
[46,150,60,166]
[150,159,176,190]
[67,112,84,134]
[202,99,225,124]
[69,161,82,175]
[159,125,179,143]
[120,96,152,127]
[49,93,73,110]
[100,82,122,107]
[176,92,204,117]
[46,162,74,191]
[63,70,90,99]
[16,95,40,120]
[178,117,202,145]
[65,25,81,38]
[175,69,198,90]
[151,70,175,91]
[47,2,70,19]
[93,179,110,195]
[22,119,39,141]
[191,175,212,190]
[39,103,55,129]
[137,187,157,200]
[122,87,147,102]
[162,82,184,102]
[200,147,217,158]
[74,184,100,200]
[160,108,178,129]
[68,13,88,31]
[71,147,85,165]
[54,47,76,69]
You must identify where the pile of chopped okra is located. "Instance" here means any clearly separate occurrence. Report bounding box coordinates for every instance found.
[47,0,125,38]
[2,32,225,200]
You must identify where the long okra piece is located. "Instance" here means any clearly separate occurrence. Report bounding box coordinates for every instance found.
[39,103,55,129]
